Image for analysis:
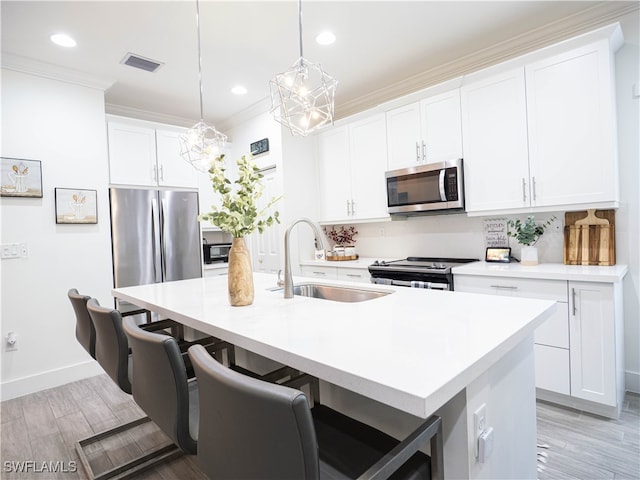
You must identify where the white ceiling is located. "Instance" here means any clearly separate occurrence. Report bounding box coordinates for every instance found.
[1,1,636,130]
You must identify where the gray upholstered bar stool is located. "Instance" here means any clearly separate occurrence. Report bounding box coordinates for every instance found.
[188,344,443,480]
[76,298,182,480]
[122,315,204,455]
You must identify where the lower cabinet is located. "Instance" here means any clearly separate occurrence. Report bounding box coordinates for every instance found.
[455,274,623,416]
[300,265,370,283]
[204,266,228,277]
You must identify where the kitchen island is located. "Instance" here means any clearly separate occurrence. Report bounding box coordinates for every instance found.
[113,272,556,479]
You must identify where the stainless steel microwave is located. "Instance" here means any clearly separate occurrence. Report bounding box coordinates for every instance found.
[386,158,464,215]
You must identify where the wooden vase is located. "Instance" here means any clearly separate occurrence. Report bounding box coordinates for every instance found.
[227,237,254,306]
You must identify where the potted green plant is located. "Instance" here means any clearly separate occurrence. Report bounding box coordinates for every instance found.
[507,215,556,265]
[200,154,281,305]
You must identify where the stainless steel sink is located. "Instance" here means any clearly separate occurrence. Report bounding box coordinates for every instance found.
[271,283,391,303]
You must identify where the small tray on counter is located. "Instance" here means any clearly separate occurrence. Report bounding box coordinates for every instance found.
[326,254,359,261]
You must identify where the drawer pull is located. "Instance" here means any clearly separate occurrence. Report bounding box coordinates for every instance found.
[346,274,362,278]
[312,271,327,276]
[491,285,518,290]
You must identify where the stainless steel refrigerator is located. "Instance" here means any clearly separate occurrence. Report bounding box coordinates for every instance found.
[109,187,202,310]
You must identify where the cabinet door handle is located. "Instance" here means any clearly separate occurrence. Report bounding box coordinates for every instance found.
[422,141,427,163]
[522,178,527,203]
[346,199,351,216]
[416,142,421,163]
[153,165,158,182]
[159,165,164,182]
[491,285,518,290]
[351,200,356,216]
[532,176,537,202]
[572,288,576,316]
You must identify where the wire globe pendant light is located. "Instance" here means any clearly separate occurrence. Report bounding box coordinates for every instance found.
[269,0,337,136]
[180,0,227,172]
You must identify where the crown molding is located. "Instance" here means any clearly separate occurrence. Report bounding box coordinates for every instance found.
[217,96,272,132]
[1,53,114,91]
[336,2,639,120]
[105,103,197,128]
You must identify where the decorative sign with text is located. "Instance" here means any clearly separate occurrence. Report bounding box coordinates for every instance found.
[484,218,508,247]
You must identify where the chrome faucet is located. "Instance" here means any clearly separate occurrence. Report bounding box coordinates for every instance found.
[283,218,325,299]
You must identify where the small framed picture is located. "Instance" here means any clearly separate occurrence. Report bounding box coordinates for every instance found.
[1,157,43,198]
[55,188,98,224]
[485,247,511,263]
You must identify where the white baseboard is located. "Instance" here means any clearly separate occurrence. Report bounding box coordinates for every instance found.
[626,370,640,394]
[1,360,104,401]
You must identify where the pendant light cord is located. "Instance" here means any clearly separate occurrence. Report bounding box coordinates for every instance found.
[196,0,204,122]
[298,0,303,59]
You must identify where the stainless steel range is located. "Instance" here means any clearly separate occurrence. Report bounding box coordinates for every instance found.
[368,257,478,291]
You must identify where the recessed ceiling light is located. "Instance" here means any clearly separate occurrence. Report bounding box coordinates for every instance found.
[50,33,77,48]
[231,85,248,95]
[315,31,336,46]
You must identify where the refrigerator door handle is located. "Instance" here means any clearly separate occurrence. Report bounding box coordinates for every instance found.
[151,197,162,283]
[160,197,167,280]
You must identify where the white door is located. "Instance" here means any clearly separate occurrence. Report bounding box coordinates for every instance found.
[421,89,463,164]
[386,102,422,170]
[108,122,157,186]
[526,41,617,207]
[349,114,389,221]
[155,129,197,188]
[317,126,351,222]
[461,68,531,212]
[569,281,616,406]
[252,168,281,274]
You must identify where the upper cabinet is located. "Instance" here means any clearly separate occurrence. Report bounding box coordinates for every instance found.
[525,41,618,208]
[461,68,530,211]
[317,113,389,223]
[386,89,463,170]
[462,25,622,215]
[107,116,197,188]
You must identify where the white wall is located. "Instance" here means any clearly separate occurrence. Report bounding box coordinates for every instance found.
[0,69,111,400]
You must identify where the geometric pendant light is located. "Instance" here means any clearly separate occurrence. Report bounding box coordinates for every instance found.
[180,0,227,172]
[269,0,337,136]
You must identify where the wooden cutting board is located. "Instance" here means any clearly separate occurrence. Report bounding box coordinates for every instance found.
[563,209,615,266]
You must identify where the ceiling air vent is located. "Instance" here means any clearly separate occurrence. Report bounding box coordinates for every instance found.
[121,53,164,73]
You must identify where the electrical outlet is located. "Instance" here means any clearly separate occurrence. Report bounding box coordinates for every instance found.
[6,332,18,351]
[474,403,487,458]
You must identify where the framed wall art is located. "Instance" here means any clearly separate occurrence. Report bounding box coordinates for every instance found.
[0,157,43,198]
[55,188,98,224]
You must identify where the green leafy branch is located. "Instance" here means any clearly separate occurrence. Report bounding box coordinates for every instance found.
[507,215,556,246]
[199,154,281,238]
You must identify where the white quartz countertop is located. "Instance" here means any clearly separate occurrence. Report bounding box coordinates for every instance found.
[113,273,555,418]
[453,261,628,283]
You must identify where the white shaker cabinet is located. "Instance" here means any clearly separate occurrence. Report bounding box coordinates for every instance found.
[107,121,158,186]
[454,275,570,395]
[317,114,388,223]
[386,90,463,170]
[569,281,619,407]
[154,128,197,188]
[462,27,621,214]
[525,41,618,207]
[460,68,531,212]
[107,117,197,188]
[455,268,625,418]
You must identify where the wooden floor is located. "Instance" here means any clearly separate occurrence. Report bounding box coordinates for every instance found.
[1,374,638,479]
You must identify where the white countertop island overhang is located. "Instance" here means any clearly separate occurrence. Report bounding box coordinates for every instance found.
[112,273,555,420]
